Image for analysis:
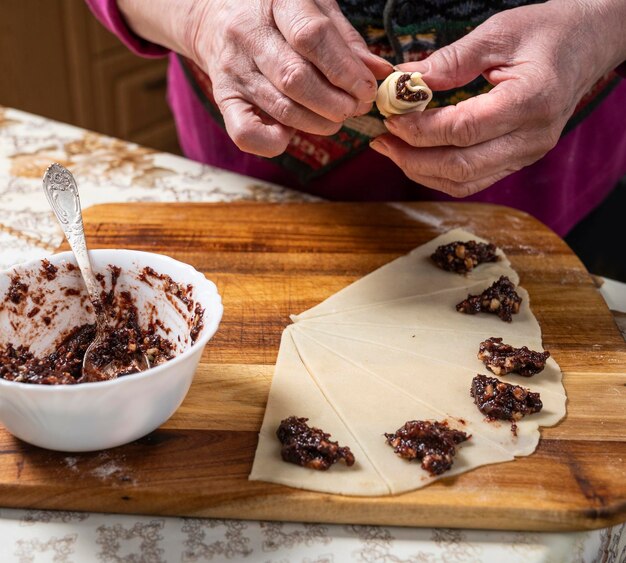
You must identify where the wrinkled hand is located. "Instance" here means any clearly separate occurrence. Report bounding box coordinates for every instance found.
[186,0,391,156]
[370,0,626,197]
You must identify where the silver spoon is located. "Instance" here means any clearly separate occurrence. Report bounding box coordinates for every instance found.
[42,163,150,381]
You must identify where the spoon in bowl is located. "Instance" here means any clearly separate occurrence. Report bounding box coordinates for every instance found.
[42,163,150,381]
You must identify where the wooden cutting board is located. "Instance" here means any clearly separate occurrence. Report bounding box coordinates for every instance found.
[0,202,624,531]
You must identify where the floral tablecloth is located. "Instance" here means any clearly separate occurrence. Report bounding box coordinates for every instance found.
[0,106,624,563]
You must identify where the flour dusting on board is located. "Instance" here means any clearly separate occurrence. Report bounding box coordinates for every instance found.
[64,457,79,472]
[388,203,445,230]
[62,452,136,484]
[91,452,124,480]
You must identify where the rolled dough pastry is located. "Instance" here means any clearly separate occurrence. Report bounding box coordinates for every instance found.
[250,230,566,496]
[375,71,433,117]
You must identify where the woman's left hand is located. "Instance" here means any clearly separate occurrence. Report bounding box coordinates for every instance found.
[370,0,626,197]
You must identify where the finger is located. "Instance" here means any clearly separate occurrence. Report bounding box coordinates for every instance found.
[253,27,368,122]
[362,53,396,81]
[369,133,539,189]
[273,0,378,101]
[245,71,345,135]
[401,169,514,198]
[213,62,344,136]
[396,25,504,91]
[220,97,293,157]
[384,83,522,148]
[316,0,393,80]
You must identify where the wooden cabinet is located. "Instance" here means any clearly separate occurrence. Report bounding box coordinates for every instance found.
[0,1,181,154]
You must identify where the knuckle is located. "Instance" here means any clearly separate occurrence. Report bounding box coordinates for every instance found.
[223,19,239,39]
[210,66,244,100]
[291,16,328,54]
[223,13,250,43]
[445,152,479,183]
[436,45,464,75]
[448,109,479,147]
[277,59,310,97]
[213,89,236,112]
[267,96,296,125]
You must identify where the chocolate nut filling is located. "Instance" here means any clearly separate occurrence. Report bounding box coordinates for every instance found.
[0,264,181,385]
[471,374,542,422]
[431,240,499,274]
[478,337,550,377]
[385,420,469,476]
[395,73,430,102]
[276,416,355,471]
[456,276,522,322]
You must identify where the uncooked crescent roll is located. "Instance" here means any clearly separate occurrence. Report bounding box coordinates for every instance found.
[376,71,433,118]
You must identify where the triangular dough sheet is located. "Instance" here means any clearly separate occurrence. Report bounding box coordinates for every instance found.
[291,329,514,494]
[296,322,565,400]
[300,284,541,338]
[249,327,389,495]
[293,229,518,322]
[294,326,565,453]
[251,230,565,496]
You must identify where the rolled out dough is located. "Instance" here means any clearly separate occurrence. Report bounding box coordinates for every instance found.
[249,230,566,496]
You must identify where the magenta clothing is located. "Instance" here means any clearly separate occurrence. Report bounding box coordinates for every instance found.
[86,0,626,236]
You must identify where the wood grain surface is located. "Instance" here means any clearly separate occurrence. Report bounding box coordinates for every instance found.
[0,202,624,531]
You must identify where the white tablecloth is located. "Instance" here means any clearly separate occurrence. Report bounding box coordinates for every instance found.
[0,106,624,563]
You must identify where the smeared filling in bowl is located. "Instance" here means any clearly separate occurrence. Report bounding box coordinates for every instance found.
[0,260,204,385]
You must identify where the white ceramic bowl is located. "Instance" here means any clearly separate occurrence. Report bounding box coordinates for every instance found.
[0,249,222,451]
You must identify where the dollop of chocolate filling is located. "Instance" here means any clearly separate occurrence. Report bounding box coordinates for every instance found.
[385,420,469,475]
[276,416,355,471]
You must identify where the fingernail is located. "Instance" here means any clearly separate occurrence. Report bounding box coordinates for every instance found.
[355,79,377,102]
[369,138,389,155]
[383,119,395,132]
[366,52,393,68]
[396,60,431,75]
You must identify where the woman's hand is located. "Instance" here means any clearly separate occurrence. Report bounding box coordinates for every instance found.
[370,0,626,197]
[119,0,392,157]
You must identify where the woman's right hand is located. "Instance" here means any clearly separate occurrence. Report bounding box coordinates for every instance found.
[119,0,392,156]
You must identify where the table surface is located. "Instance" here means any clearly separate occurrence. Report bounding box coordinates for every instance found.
[0,106,624,562]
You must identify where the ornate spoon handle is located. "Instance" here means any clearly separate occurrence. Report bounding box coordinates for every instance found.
[42,163,103,311]
[42,162,150,380]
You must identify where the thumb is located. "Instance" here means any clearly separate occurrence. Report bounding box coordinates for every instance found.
[322,3,393,80]
[397,32,496,91]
